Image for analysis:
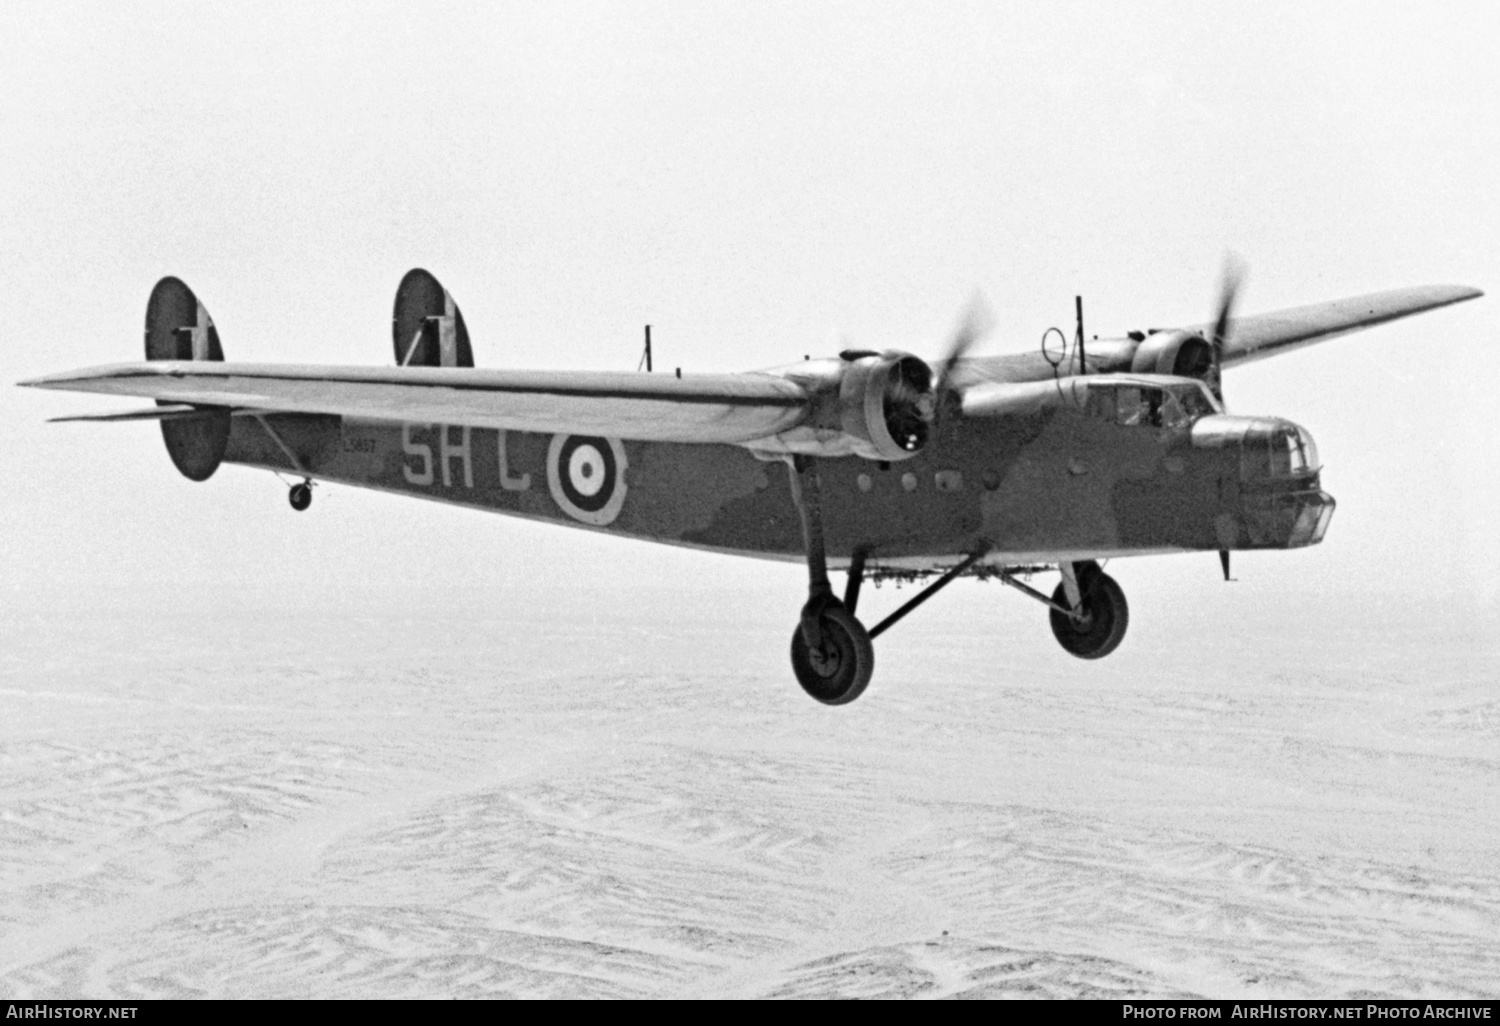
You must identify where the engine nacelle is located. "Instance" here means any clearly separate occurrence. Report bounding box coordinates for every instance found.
[837,351,934,461]
[752,349,936,461]
[1130,329,1214,378]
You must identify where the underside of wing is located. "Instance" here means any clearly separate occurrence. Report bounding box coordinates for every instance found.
[20,362,811,444]
[1201,285,1482,367]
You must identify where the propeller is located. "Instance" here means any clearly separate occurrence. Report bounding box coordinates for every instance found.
[1206,255,1247,406]
[930,291,996,420]
[1207,256,1246,584]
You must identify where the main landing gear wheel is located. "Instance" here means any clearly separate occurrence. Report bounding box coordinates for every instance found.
[790,602,874,706]
[1049,566,1129,659]
[288,480,313,512]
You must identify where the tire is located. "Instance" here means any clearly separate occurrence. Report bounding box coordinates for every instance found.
[1049,570,1129,659]
[790,603,875,705]
[288,483,312,511]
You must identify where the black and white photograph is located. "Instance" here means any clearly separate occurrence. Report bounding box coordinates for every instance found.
[3,0,1497,1002]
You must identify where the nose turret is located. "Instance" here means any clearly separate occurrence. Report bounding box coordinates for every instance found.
[1191,415,1335,548]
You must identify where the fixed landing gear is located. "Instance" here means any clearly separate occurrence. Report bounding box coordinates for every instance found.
[1048,561,1129,659]
[786,458,875,705]
[783,458,994,705]
[781,459,1130,703]
[288,479,313,511]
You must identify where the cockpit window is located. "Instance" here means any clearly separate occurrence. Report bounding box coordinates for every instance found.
[1085,387,1118,422]
[1089,382,1214,429]
[1115,386,1171,427]
[1174,384,1216,421]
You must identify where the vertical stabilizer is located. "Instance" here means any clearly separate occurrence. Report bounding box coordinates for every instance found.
[393,268,474,367]
[144,277,230,481]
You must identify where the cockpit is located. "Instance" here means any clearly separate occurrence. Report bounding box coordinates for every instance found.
[1083,377,1220,430]
[1074,378,1322,485]
[1068,374,1332,549]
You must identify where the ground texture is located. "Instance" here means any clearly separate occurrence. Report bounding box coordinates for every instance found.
[2,588,1495,999]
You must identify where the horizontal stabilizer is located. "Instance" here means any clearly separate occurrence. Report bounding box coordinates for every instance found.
[20,361,812,445]
[48,404,217,423]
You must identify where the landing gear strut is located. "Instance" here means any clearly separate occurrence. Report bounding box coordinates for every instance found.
[288,479,313,511]
[781,503,1132,700]
[786,457,873,705]
[783,458,998,705]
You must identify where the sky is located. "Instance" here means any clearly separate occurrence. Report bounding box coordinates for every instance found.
[3,1,1497,634]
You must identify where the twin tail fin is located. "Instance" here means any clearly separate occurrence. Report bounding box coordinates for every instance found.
[393,268,473,367]
[145,277,230,481]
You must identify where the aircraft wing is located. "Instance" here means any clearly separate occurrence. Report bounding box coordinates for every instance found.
[19,361,811,444]
[1200,285,1482,367]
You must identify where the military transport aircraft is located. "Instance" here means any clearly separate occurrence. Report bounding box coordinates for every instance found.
[20,269,1481,705]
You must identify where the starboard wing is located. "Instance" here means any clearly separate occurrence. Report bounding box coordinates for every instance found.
[20,361,811,444]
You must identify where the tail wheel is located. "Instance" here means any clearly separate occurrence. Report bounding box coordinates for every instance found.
[790,603,874,705]
[288,481,313,511]
[1049,569,1129,659]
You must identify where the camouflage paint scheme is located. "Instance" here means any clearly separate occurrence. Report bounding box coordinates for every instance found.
[224,375,1329,574]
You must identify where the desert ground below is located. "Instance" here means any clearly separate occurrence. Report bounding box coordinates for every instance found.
[3,565,1496,999]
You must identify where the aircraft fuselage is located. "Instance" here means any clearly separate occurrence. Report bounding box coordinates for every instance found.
[226,391,1333,571]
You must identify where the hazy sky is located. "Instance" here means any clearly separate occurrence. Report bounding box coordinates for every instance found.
[4,2,1497,629]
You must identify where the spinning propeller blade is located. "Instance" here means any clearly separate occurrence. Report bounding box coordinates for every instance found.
[1207,255,1247,405]
[932,292,995,415]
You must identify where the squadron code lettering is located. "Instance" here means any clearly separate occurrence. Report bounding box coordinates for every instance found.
[5,1009,137,1019]
[1122,1009,1492,1020]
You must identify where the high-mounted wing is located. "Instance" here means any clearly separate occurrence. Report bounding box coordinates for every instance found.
[1201,284,1482,367]
[19,361,811,444]
[22,279,1483,450]
[947,283,1482,399]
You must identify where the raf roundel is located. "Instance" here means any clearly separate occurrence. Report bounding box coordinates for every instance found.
[547,434,629,526]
